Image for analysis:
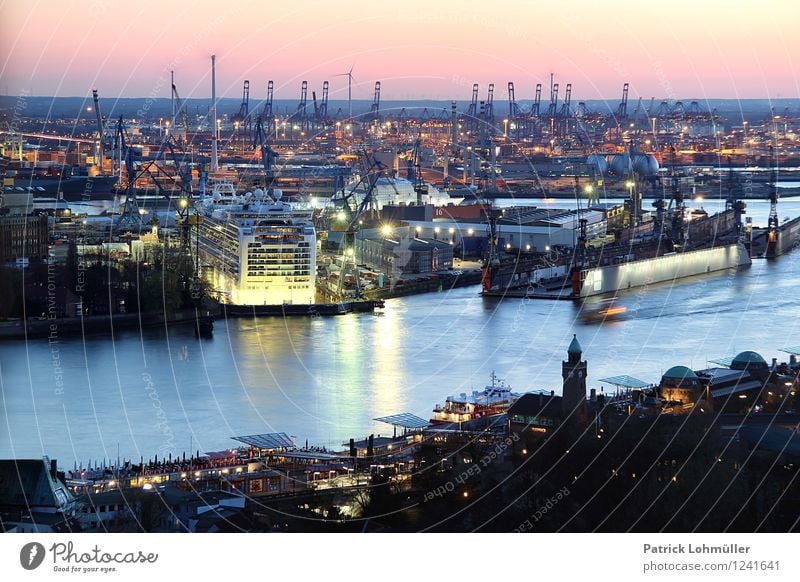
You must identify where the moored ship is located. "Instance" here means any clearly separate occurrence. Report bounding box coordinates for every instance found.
[197,183,316,306]
[431,372,521,424]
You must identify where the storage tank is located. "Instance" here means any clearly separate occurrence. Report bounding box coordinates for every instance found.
[609,153,632,176]
[586,154,609,176]
[632,154,659,177]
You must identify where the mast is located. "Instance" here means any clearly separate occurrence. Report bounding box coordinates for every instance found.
[211,55,218,173]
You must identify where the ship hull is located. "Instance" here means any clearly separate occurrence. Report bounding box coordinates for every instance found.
[578,243,751,298]
[22,176,120,201]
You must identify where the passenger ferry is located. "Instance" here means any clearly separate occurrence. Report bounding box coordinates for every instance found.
[431,372,521,424]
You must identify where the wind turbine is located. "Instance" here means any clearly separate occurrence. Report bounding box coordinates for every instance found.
[334,65,355,120]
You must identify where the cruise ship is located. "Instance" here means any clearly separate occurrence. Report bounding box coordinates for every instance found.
[197,183,317,306]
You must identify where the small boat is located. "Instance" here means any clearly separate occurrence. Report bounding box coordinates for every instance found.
[431,372,521,424]
[195,313,214,338]
[581,298,627,323]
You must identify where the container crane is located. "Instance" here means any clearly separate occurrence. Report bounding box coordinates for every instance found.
[369,81,381,120]
[296,81,308,129]
[262,80,274,119]
[616,83,630,120]
[532,83,542,117]
[485,83,495,123]
[507,82,518,118]
[231,80,251,133]
[558,83,572,136]
[466,83,479,131]
[319,81,329,120]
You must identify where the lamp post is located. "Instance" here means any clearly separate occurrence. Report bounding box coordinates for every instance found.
[626,180,636,225]
[381,224,393,278]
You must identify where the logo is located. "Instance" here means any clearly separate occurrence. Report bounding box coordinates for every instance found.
[20,542,46,570]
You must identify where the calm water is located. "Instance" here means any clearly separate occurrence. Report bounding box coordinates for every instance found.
[2,200,799,465]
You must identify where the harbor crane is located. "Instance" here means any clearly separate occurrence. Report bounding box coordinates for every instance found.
[558,83,572,136]
[114,117,143,231]
[485,83,495,123]
[318,81,330,120]
[507,82,519,118]
[328,151,388,299]
[231,80,251,134]
[170,81,191,141]
[407,138,427,203]
[261,80,274,119]
[532,83,542,117]
[91,89,105,175]
[369,81,381,120]
[252,116,278,184]
[465,83,479,132]
[616,83,630,120]
[296,81,309,129]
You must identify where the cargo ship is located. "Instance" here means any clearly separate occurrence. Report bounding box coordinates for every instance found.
[3,175,120,201]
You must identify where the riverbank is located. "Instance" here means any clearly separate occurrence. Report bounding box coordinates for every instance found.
[0,308,216,340]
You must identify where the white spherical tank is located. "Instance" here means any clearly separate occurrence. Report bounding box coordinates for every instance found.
[609,153,632,176]
[586,154,609,176]
[632,154,659,177]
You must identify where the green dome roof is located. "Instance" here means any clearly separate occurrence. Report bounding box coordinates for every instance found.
[662,365,697,381]
[731,351,767,368]
[567,334,582,354]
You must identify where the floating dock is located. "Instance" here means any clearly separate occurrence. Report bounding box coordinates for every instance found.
[577,243,751,297]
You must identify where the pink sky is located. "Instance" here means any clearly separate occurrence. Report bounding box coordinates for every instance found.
[1,0,798,101]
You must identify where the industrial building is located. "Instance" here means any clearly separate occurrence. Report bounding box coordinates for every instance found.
[355,225,454,276]
[405,207,606,255]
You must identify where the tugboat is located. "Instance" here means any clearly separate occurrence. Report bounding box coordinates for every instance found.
[431,372,521,424]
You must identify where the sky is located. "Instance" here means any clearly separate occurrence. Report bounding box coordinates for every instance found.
[1,0,798,102]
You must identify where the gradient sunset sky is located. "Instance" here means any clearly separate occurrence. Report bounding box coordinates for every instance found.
[1,0,798,101]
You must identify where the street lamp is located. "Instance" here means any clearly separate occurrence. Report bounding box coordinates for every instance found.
[626,180,636,225]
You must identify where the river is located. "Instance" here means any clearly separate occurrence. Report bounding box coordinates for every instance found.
[1,199,798,465]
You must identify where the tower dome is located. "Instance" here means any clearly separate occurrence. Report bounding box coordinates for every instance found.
[661,365,699,388]
[730,351,768,371]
